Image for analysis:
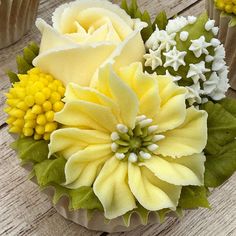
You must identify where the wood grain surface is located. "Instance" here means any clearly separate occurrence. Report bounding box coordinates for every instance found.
[0,0,235,235]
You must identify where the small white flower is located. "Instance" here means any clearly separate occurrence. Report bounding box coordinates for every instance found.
[163,46,187,71]
[186,82,203,105]
[214,44,226,60]
[187,61,210,84]
[180,31,189,41]
[144,48,163,70]
[187,16,197,24]
[210,38,221,47]
[203,72,219,95]
[189,36,211,58]
[157,30,176,51]
[212,27,219,36]
[128,153,138,163]
[165,70,182,82]
[205,19,215,31]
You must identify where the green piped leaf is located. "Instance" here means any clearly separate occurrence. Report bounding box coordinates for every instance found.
[23,47,37,65]
[16,56,33,74]
[12,137,49,163]
[7,71,19,83]
[153,11,168,30]
[178,186,210,209]
[34,157,66,186]
[201,100,236,187]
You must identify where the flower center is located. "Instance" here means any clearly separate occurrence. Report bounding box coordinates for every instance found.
[111,115,165,163]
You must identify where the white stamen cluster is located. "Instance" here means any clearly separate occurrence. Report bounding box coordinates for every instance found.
[111,115,165,163]
[144,15,229,105]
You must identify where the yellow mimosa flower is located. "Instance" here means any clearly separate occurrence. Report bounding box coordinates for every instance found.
[49,62,208,219]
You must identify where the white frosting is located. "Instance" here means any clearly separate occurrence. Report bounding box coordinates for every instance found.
[187,61,210,84]
[205,55,214,62]
[187,16,197,24]
[212,27,219,36]
[205,19,215,31]
[165,70,182,82]
[180,31,189,41]
[166,16,188,34]
[186,82,202,105]
[144,48,163,70]
[189,36,211,58]
[210,38,221,47]
[146,28,176,51]
[163,46,187,71]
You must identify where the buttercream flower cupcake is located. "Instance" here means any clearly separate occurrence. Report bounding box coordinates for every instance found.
[206,0,236,89]
[4,0,236,233]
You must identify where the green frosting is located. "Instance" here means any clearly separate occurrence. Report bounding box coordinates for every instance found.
[201,98,236,187]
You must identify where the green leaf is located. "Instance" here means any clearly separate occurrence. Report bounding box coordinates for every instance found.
[201,100,236,187]
[12,137,49,163]
[140,11,153,42]
[34,157,66,186]
[157,208,171,223]
[16,56,33,74]
[23,47,36,65]
[7,71,19,83]
[121,0,129,14]
[152,11,168,30]
[28,41,39,55]
[69,186,103,210]
[178,186,210,209]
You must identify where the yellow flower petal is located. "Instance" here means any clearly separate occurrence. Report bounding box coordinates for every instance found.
[35,19,76,53]
[156,107,208,158]
[94,157,136,219]
[128,164,181,211]
[49,128,110,159]
[140,153,206,186]
[97,65,139,128]
[55,100,118,132]
[64,83,120,119]
[154,76,187,132]
[118,63,161,119]
[65,144,111,187]
[33,42,116,86]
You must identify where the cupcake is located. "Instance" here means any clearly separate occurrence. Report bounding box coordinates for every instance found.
[206,0,236,89]
[0,0,39,49]
[4,0,236,233]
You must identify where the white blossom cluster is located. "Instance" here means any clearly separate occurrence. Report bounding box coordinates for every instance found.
[144,16,230,105]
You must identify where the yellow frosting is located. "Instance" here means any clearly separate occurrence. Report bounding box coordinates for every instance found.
[215,0,236,15]
[49,63,208,219]
[5,68,65,140]
[33,0,147,87]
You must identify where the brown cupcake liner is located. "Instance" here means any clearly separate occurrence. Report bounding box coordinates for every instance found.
[0,0,39,49]
[206,0,236,90]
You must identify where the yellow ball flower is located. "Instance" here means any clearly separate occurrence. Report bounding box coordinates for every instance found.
[215,0,236,14]
[5,67,65,140]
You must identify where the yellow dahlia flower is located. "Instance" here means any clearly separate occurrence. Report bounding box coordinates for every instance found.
[49,62,208,219]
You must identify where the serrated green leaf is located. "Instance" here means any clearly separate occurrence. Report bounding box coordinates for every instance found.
[12,137,49,163]
[152,11,168,30]
[7,71,19,83]
[129,0,138,18]
[23,47,36,65]
[16,56,33,74]
[201,100,236,187]
[34,157,66,186]
[178,186,210,209]
[69,186,103,210]
[140,11,153,41]
[121,0,129,14]
[28,41,39,55]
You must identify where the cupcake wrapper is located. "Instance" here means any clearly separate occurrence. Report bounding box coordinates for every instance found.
[207,0,236,90]
[0,0,39,49]
[22,166,160,233]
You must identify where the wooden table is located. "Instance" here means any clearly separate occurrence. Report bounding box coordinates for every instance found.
[0,0,235,235]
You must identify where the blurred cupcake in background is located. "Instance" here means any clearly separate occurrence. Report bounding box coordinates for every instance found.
[206,0,236,89]
[0,0,39,49]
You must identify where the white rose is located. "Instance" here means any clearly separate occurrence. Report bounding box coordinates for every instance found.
[33,0,147,86]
